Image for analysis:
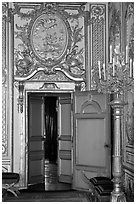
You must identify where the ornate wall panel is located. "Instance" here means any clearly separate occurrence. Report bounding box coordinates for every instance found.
[123,3,134,200]
[13,2,87,85]
[108,3,134,201]
[90,4,107,89]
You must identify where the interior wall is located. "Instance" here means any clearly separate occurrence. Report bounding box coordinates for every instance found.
[2,2,134,198]
[2,2,107,175]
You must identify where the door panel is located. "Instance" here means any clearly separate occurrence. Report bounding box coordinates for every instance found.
[28,96,45,185]
[58,95,72,183]
[76,117,106,166]
[73,91,111,190]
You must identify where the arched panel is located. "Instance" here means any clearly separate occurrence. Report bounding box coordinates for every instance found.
[81,100,102,114]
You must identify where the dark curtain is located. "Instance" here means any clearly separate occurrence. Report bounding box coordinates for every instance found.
[44,97,57,162]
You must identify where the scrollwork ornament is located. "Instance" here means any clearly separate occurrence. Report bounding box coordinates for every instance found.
[91,5,105,21]
[14,81,19,90]
[81,81,86,91]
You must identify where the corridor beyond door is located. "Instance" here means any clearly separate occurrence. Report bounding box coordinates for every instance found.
[44,96,71,191]
[28,93,72,191]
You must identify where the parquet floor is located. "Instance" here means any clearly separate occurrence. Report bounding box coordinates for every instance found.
[44,160,71,191]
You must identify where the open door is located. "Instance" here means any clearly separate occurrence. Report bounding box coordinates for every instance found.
[58,94,72,183]
[73,91,111,190]
[28,95,45,185]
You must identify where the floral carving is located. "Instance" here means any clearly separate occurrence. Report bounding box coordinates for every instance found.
[14,44,34,76]
[91,5,105,20]
[60,19,84,76]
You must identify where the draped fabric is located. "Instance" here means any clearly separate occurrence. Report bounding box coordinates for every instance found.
[44,97,57,162]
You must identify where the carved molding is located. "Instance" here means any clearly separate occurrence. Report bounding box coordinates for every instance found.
[2,3,8,157]
[39,82,60,90]
[30,71,71,81]
[81,99,102,114]
[14,67,84,82]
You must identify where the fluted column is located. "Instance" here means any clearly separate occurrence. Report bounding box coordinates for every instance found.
[110,93,126,202]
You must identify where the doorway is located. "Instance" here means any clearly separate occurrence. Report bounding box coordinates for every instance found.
[27,93,72,191]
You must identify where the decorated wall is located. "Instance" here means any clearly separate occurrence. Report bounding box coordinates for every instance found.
[2,2,134,199]
[2,1,107,170]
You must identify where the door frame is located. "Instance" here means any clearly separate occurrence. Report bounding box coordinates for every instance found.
[25,89,73,187]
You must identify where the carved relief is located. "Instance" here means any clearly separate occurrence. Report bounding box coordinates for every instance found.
[91,5,105,21]
[125,3,134,147]
[14,2,86,82]
[14,44,34,76]
[109,3,121,45]
[30,71,71,81]
[29,13,69,66]
[123,3,134,195]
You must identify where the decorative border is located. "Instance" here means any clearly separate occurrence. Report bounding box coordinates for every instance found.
[2,3,8,158]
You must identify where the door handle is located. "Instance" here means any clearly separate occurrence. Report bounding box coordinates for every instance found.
[104,143,111,149]
[41,135,46,141]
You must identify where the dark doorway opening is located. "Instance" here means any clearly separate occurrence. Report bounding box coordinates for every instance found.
[44,96,58,163]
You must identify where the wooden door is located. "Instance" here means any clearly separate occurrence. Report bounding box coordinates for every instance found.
[28,95,45,185]
[73,91,111,190]
[58,95,72,183]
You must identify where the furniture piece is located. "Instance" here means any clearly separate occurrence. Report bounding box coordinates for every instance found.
[81,172,113,202]
[89,176,113,202]
[2,172,20,201]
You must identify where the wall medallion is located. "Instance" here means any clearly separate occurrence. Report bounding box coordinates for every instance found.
[29,12,70,67]
[14,2,85,82]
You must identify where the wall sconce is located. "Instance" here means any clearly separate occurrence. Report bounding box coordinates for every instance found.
[18,82,24,113]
